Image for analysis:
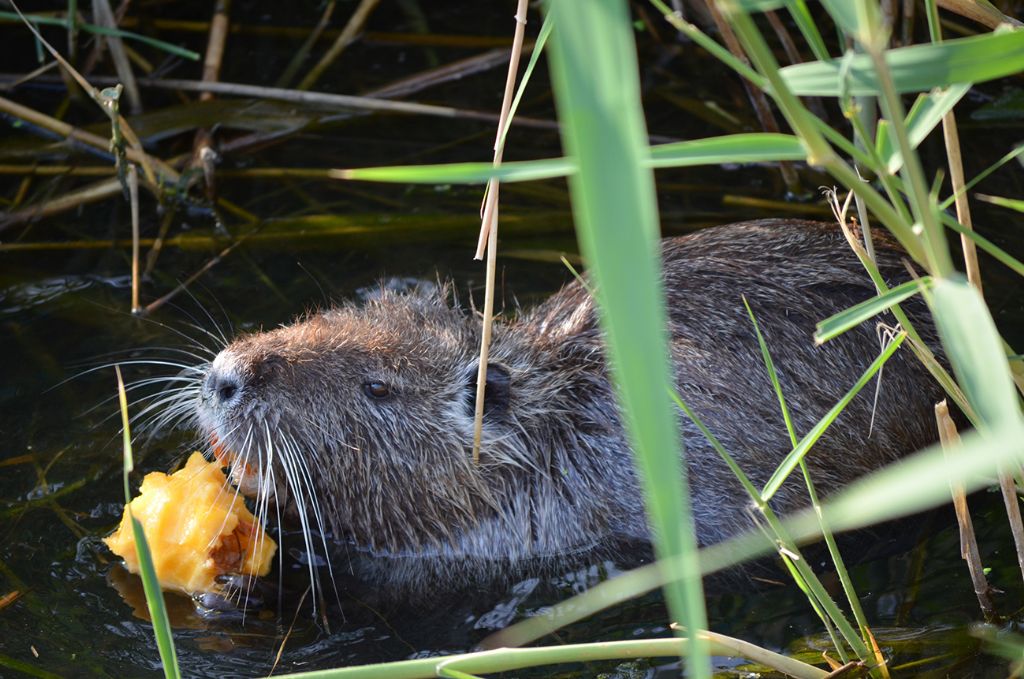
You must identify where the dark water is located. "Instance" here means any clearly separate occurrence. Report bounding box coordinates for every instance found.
[2,2,1024,677]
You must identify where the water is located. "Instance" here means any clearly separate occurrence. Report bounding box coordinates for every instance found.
[2,2,1024,677]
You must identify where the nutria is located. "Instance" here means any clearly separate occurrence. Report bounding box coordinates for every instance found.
[187,218,942,595]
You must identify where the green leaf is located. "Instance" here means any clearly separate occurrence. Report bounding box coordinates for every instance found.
[734,0,785,10]
[648,133,806,167]
[339,134,806,184]
[938,211,1024,278]
[805,424,1024,536]
[783,0,830,60]
[115,367,180,679]
[814,277,932,344]
[976,193,1024,213]
[877,84,971,173]
[0,11,200,60]
[761,333,906,501]
[928,276,1022,431]
[818,0,865,37]
[780,30,1024,95]
[334,157,574,184]
[546,0,710,675]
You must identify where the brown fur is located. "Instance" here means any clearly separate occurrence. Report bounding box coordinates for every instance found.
[190,219,942,592]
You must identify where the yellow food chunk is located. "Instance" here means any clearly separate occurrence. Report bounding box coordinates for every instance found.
[104,452,277,595]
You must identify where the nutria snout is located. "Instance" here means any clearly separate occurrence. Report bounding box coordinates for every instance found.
[191,218,943,593]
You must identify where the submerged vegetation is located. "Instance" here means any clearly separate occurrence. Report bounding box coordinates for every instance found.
[3,0,1024,677]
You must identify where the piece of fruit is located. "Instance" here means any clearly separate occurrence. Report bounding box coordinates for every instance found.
[104,452,276,595]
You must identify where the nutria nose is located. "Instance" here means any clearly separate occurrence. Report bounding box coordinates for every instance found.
[204,368,242,407]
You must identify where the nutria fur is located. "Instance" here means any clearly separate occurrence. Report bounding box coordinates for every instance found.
[192,219,942,593]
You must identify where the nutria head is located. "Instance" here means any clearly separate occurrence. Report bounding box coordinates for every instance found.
[193,286,631,591]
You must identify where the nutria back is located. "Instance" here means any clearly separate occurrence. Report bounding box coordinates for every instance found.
[191,219,942,593]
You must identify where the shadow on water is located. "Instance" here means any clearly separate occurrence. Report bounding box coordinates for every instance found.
[1,1,1024,677]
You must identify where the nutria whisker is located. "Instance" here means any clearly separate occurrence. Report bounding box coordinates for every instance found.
[133,387,203,437]
[279,430,341,609]
[156,295,232,353]
[265,424,327,613]
[57,358,196,398]
[171,286,235,351]
[77,376,192,424]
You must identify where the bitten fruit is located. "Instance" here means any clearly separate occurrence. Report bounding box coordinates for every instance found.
[105,452,276,595]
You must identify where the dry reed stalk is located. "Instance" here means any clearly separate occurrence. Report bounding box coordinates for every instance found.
[369,45,533,100]
[10,176,31,209]
[471,0,529,464]
[901,0,916,46]
[997,467,1024,587]
[107,16,516,47]
[196,2,231,104]
[763,10,827,119]
[298,0,381,91]
[105,77,558,129]
[128,164,140,314]
[864,626,892,679]
[939,113,982,292]
[0,95,179,185]
[92,0,141,113]
[0,165,113,176]
[6,1,165,187]
[190,0,232,202]
[144,209,177,278]
[143,240,244,316]
[0,60,59,91]
[0,177,123,231]
[936,0,1022,28]
[701,0,801,195]
[936,400,996,619]
[0,591,23,611]
[927,22,1024,584]
[275,0,336,88]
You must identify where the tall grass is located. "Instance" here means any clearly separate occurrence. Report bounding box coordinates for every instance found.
[339,2,1024,675]
[118,0,1024,676]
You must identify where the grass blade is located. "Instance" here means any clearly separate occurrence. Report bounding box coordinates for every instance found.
[780,30,1024,95]
[545,0,709,675]
[761,333,906,501]
[814,277,932,344]
[878,84,971,173]
[647,132,805,167]
[114,366,180,679]
[338,133,806,184]
[928,276,1023,430]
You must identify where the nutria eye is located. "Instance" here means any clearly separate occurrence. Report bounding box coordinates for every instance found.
[363,381,390,399]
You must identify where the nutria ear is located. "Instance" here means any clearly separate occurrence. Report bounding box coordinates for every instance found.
[465,362,511,422]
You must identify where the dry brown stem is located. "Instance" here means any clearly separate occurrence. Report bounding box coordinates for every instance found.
[189,0,232,206]
[936,400,996,619]
[97,77,557,129]
[997,466,1024,588]
[702,0,801,194]
[0,95,178,187]
[298,0,382,91]
[936,0,1022,28]
[92,0,141,113]
[369,45,533,100]
[276,1,336,88]
[143,240,244,316]
[471,0,529,464]
[0,177,123,232]
[6,0,165,186]
[128,164,141,314]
